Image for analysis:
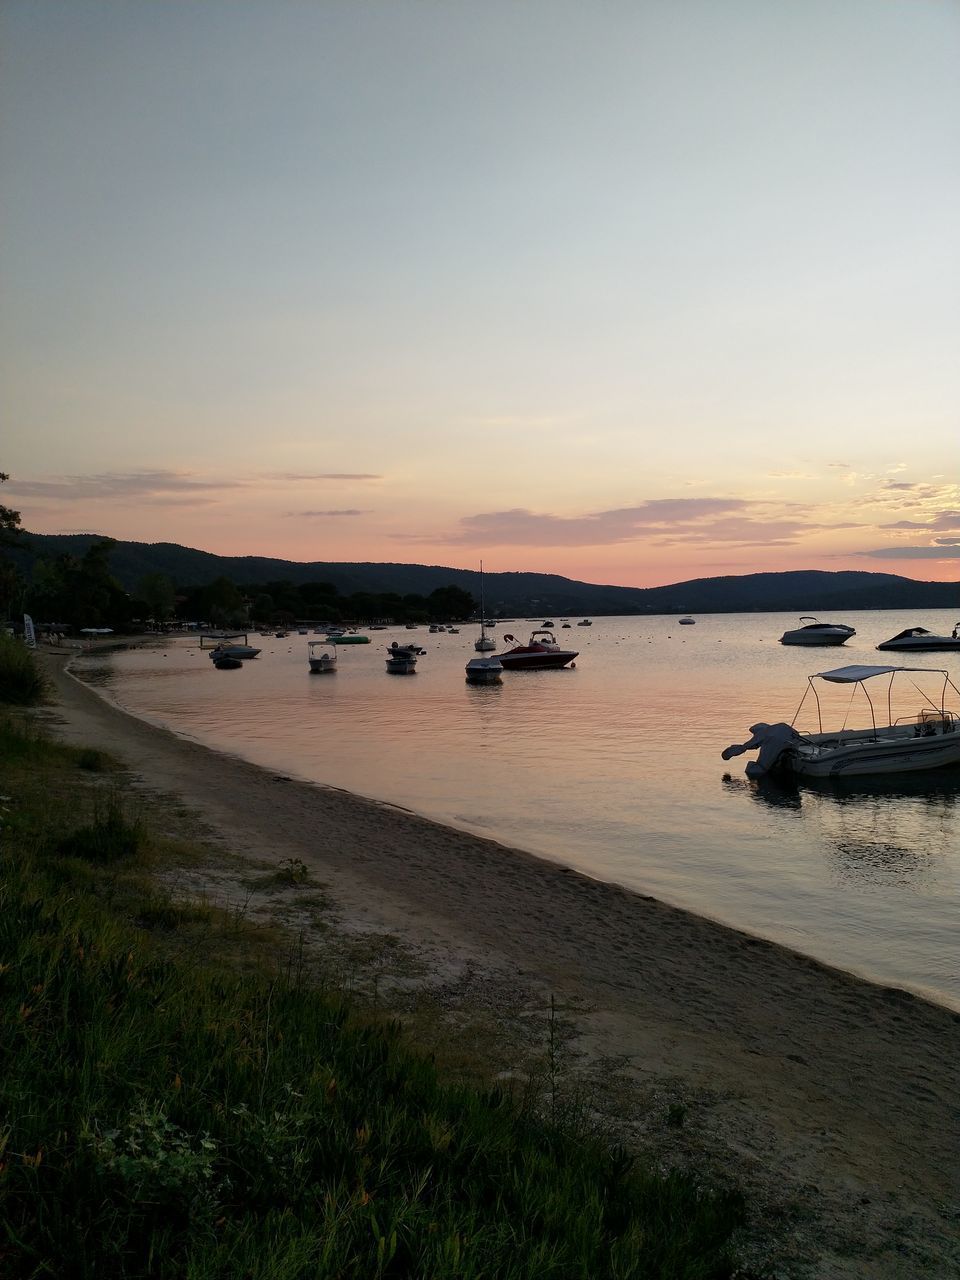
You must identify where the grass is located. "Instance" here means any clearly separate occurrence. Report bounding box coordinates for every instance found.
[0,716,744,1278]
[0,634,46,705]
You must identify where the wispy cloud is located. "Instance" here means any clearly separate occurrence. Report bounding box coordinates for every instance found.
[394,498,858,550]
[271,472,382,482]
[857,546,960,559]
[283,509,368,518]
[6,470,242,503]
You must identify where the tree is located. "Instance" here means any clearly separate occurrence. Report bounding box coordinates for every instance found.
[138,572,176,622]
[427,585,475,621]
[0,473,24,615]
[0,473,22,547]
[26,539,133,629]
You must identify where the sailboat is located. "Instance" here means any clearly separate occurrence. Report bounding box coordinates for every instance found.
[474,560,496,652]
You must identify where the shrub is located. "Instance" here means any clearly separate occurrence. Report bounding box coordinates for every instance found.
[0,634,46,705]
[56,793,143,863]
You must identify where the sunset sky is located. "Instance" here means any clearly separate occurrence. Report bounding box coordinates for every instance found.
[2,0,958,588]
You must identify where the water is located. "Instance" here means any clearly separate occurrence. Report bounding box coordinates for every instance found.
[75,610,960,1009]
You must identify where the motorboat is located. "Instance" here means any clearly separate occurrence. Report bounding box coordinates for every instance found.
[541,620,555,629]
[328,630,370,644]
[465,656,503,684]
[475,560,497,651]
[447,627,459,634]
[876,625,960,652]
[203,632,261,660]
[497,630,578,670]
[386,643,418,673]
[577,618,592,627]
[679,616,696,625]
[779,617,856,646]
[722,664,960,779]
[307,641,337,673]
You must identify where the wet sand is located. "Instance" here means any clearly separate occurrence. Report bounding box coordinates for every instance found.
[38,653,960,1277]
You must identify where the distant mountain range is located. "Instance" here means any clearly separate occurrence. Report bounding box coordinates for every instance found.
[11,531,959,615]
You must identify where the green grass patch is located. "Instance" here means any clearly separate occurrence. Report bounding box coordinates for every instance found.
[0,717,744,1278]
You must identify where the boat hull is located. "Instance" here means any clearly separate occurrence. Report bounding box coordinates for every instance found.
[498,651,577,670]
[779,633,851,646]
[783,730,960,777]
[876,639,960,652]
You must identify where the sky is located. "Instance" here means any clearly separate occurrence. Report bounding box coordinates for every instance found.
[1,0,958,588]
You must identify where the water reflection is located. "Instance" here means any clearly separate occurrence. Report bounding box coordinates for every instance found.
[723,767,960,886]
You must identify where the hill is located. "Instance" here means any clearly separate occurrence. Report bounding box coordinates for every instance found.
[10,531,958,615]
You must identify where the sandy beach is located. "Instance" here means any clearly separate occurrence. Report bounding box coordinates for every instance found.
[37,651,960,1278]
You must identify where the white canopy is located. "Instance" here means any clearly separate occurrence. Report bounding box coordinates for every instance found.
[815,664,947,683]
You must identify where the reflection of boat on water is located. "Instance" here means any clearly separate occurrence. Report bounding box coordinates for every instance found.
[723,664,960,779]
[723,763,960,811]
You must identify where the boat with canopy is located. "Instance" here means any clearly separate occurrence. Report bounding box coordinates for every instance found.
[722,664,960,778]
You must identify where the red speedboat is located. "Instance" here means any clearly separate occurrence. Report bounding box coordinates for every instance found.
[497,629,578,670]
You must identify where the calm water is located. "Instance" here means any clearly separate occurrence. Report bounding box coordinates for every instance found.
[75,610,960,1009]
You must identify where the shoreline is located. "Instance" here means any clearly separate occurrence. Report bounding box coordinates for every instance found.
[36,652,960,1277]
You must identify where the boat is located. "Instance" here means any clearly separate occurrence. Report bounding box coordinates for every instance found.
[328,630,370,644]
[679,617,696,625]
[307,641,337,673]
[721,664,960,778]
[297,628,308,635]
[475,561,497,652]
[213,654,243,670]
[465,656,503,684]
[386,642,418,673]
[541,620,555,629]
[447,627,459,634]
[577,618,592,627]
[561,622,572,628]
[202,633,261,660]
[497,630,578,670]
[779,617,856,646]
[876,625,960,652]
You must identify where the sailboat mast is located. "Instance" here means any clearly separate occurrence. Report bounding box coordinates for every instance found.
[479,560,486,640]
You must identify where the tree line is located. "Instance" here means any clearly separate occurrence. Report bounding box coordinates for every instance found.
[0,509,475,632]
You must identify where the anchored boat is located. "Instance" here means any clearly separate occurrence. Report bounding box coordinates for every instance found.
[722,664,960,779]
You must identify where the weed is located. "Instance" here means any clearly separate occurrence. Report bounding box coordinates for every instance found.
[56,792,143,863]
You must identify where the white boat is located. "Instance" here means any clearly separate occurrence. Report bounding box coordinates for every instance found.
[475,560,496,651]
[779,617,856,646]
[307,641,337,673]
[497,630,578,671]
[465,656,503,684]
[722,664,960,779]
[876,625,960,652]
